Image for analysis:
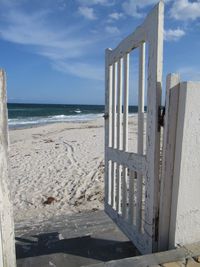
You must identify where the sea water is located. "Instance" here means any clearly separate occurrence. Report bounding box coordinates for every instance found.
[8,103,139,129]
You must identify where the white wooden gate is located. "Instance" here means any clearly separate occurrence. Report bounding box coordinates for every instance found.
[104,2,164,254]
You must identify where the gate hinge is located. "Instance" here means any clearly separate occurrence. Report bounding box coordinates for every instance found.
[158,106,165,131]
[103,113,109,120]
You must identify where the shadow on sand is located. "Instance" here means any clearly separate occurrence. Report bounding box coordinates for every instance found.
[16,232,138,262]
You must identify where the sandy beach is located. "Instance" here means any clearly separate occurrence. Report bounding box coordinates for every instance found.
[9,118,105,222]
[9,115,139,223]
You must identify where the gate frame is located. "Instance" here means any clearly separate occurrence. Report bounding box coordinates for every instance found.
[105,1,164,254]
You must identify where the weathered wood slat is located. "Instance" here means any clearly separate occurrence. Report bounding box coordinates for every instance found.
[122,53,129,219]
[122,166,127,218]
[105,48,113,205]
[136,42,145,233]
[128,171,135,225]
[117,58,123,151]
[122,54,129,153]
[85,241,200,267]
[107,148,146,175]
[137,42,145,155]
[158,73,180,251]
[116,58,123,213]
[0,70,16,267]
[111,62,117,209]
[112,62,117,150]
[144,1,164,252]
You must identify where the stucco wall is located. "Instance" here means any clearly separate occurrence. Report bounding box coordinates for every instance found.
[169,81,200,248]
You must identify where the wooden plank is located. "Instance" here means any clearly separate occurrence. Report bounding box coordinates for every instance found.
[107,148,146,175]
[112,62,117,150]
[122,166,127,218]
[0,69,16,267]
[138,42,145,154]
[105,48,113,205]
[117,58,123,150]
[111,62,117,209]
[85,241,200,267]
[116,58,123,213]
[158,73,180,251]
[122,53,129,218]
[111,161,116,209]
[0,224,3,267]
[136,42,145,233]
[122,54,129,152]
[144,1,164,252]
[128,171,135,225]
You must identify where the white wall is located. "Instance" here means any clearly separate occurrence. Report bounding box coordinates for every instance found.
[169,81,200,248]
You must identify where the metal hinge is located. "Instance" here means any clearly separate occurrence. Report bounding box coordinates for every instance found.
[158,106,165,131]
[103,113,109,120]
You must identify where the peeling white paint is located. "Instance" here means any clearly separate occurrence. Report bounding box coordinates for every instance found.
[0,69,16,267]
[169,81,200,248]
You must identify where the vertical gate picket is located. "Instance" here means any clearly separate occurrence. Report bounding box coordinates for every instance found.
[116,58,123,213]
[128,171,135,225]
[122,53,129,218]
[136,42,145,232]
[111,62,117,209]
[105,48,113,205]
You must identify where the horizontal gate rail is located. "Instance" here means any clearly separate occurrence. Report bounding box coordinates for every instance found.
[107,148,146,175]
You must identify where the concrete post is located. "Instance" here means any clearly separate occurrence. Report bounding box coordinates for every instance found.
[0,69,16,266]
[169,81,200,248]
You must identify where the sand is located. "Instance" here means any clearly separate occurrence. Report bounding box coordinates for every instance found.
[9,115,139,223]
[9,118,105,222]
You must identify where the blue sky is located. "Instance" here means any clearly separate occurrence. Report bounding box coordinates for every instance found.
[0,0,200,105]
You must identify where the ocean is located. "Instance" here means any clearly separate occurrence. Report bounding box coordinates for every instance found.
[8,103,139,129]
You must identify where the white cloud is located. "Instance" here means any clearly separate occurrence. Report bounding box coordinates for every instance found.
[0,10,89,58]
[78,6,96,20]
[0,8,103,80]
[77,0,114,6]
[105,26,120,35]
[164,28,185,41]
[122,0,158,17]
[177,67,200,81]
[108,12,124,20]
[170,0,200,21]
[122,0,172,17]
[54,61,104,80]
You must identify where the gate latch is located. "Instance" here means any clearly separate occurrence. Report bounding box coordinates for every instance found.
[158,106,165,131]
[103,113,109,120]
